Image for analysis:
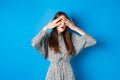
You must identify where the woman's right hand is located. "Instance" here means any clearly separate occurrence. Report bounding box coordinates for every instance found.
[43,17,62,31]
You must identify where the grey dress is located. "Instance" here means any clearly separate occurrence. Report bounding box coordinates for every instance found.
[31,29,96,80]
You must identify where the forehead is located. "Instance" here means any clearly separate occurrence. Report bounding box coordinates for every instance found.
[58,15,66,19]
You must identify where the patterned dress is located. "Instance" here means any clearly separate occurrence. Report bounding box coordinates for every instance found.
[31,29,96,80]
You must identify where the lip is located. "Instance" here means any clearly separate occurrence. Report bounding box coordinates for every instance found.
[61,27,64,29]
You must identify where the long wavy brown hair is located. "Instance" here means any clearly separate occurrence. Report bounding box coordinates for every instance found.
[48,12,74,55]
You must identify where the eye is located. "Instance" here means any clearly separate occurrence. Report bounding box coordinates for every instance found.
[57,19,62,23]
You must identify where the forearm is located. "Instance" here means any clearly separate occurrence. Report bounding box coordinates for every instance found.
[43,26,48,32]
[72,26,97,48]
[72,26,87,35]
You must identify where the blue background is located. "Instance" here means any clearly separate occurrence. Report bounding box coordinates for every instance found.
[0,0,120,80]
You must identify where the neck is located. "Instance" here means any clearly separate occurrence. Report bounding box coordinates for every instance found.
[57,31,63,36]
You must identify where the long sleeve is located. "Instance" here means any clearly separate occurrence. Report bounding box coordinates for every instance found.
[31,30,49,58]
[71,32,97,55]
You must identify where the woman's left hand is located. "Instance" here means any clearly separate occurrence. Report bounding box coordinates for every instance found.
[64,18,86,35]
[64,18,77,30]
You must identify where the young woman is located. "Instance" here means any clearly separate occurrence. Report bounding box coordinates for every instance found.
[31,11,96,80]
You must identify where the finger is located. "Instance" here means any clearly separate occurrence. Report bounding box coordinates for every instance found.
[55,22,61,26]
[65,18,69,21]
[54,17,62,23]
[64,18,69,23]
[66,18,73,23]
[65,18,71,23]
[70,19,74,23]
[48,19,52,23]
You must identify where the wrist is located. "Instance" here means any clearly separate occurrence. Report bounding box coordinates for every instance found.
[43,26,48,32]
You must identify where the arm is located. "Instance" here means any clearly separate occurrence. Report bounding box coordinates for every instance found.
[31,27,49,58]
[65,18,97,55]
[72,26,97,48]
[31,17,62,58]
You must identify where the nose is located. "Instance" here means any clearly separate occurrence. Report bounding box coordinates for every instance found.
[61,20,65,25]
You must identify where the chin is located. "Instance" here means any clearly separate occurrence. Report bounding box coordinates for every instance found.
[57,28,66,33]
[60,29,65,33]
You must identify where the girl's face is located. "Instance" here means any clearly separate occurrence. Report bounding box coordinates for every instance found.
[56,15,67,33]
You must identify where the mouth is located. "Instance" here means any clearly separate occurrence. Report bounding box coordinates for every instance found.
[61,27,65,29]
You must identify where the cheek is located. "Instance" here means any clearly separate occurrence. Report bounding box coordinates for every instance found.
[64,26,66,28]
[57,24,66,30]
[57,26,61,29]
[56,26,61,30]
